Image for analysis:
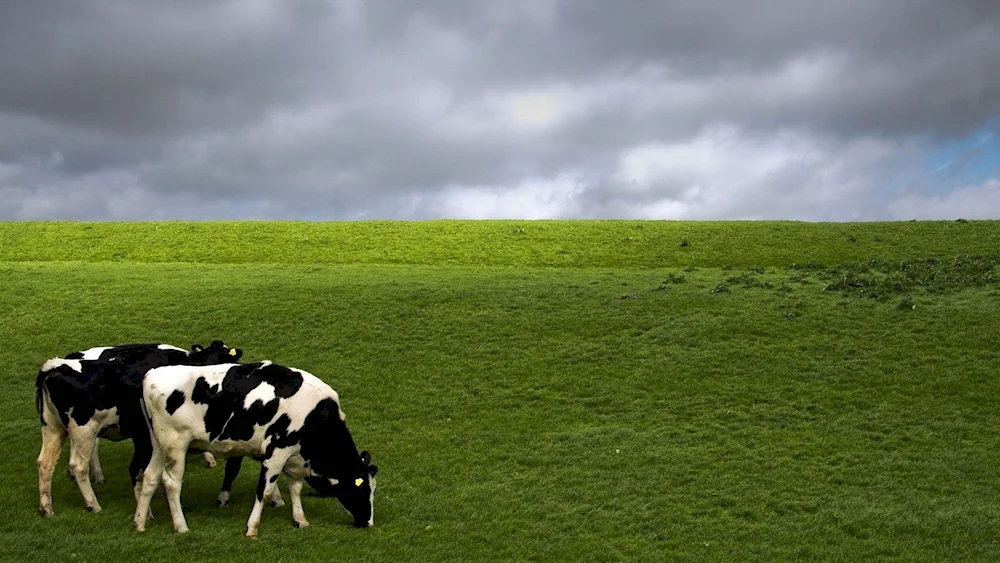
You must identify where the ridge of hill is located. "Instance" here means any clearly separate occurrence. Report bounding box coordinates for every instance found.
[1,220,997,268]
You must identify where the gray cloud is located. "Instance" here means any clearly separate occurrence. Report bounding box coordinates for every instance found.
[0,0,998,220]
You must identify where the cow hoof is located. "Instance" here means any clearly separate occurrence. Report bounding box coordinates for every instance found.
[85,505,102,514]
[294,519,310,529]
[246,529,259,539]
[217,499,228,508]
[204,459,216,469]
[267,498,285,508]
[174,526,190,534]
[39,507,53,518]
[93,477,106,485]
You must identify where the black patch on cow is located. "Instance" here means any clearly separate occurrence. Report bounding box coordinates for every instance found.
[298,398,361,477]
[263,413,297,457]
[165,390,186,415]
[269,474,279,483]
[196,363,304,442]
[221,397,279,441]
[254,363,304,398]
[192,376,221,404]
[64,352,84,360]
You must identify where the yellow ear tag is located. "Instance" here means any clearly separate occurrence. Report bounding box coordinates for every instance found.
[229,348,237,356]
[355,478,364,487]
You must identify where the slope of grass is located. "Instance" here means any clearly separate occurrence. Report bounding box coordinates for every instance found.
[2,221,1000,561]
[1,219,999,268]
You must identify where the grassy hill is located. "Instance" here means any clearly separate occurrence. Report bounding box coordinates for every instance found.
[2,220,999,561]
[2,219,999,267]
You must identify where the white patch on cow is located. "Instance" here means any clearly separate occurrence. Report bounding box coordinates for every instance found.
[157,344,187,353]
[243,383,277,410]
[41,358,81,373]
[292,368,346,420]
[79,347,112,360]
[89,407,120,429]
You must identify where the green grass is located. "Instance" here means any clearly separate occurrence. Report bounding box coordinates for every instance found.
[2,220,1000,561]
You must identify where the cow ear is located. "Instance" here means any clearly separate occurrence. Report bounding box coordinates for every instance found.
[360,451,371,465]
[368,465,378,477]
[192,344,203,353]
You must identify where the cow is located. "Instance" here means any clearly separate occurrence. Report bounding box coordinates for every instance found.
[134,361,378,538]
[35,341,244,517]
[59,348,222,484]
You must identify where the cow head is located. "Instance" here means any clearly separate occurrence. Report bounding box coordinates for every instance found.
[189,340,243,364]
[307,450,378,528]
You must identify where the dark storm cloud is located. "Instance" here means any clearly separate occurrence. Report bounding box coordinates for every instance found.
[0,1,353,136]
[0,0,998,220]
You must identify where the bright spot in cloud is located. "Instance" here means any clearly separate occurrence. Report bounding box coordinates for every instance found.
[499,89,576,132]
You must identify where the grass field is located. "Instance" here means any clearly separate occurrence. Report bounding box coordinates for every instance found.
[2,220,1000,561]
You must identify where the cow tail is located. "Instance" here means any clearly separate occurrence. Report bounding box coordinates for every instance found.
[34,370,48,426]
[138,386,154,438]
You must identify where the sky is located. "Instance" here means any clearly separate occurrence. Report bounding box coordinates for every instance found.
[1,0,998,222]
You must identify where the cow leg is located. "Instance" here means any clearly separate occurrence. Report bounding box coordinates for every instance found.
[203,452,217,468]
[133,440,163,532]
[37,424,66,517]
[67,428,101,513]
[217,456,242,507]
[64,436,74,481]
[161,446,190,533]
[65,439,75,481]
[217,457,285,508]
[267,477,285,507]
[246,451,292,539]
[129,431,155,521]
[90,440,105,485]
[288,478,309,529]
[283,455,308,528]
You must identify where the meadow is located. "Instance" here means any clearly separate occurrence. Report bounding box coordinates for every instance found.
[1,220,999,561]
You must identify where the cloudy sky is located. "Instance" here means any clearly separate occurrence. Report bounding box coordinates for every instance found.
[1,0,998,221]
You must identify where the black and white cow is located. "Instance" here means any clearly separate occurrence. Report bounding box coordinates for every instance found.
[35,341,243,517]
[134,361,378,538]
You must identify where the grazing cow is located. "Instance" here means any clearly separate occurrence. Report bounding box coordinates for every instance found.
[135,361,378,538]
[36,341,243,517]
